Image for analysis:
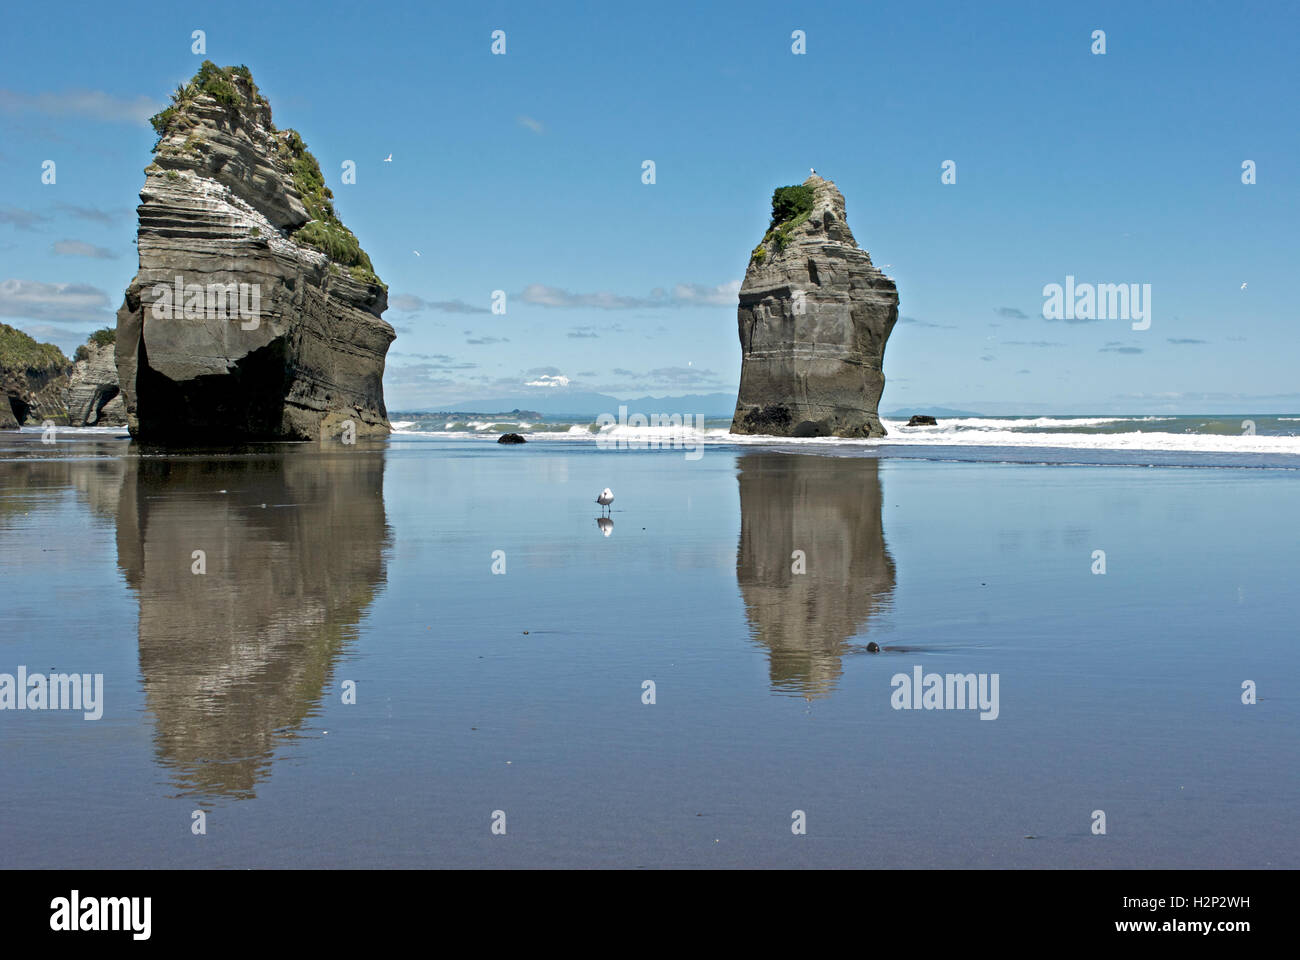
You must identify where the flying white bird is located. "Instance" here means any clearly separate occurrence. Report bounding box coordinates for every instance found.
[413,250,421,257]
[383,154,393,162]
[1240,282,1247,290]
[595,487,614,515]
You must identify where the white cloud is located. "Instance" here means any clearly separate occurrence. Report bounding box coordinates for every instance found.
[524,374,571,388]
[0,278,112,324]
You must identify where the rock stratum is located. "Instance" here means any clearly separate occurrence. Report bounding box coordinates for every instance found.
[116,62,394,442]
[66,332,126,426]
[731,175,898,438]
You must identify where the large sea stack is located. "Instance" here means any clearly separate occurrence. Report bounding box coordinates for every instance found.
[115,63,394,442]
[730,175,898,438]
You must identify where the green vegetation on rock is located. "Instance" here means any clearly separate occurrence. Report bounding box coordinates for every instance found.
[750,183,817,263]
[150,61,266,137]
[769,185,816,229]
[0,323,69,373]
[279,129,384,288]
[73,327,116,363]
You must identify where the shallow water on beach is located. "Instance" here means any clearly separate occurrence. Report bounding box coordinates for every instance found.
[0,431,1296,867]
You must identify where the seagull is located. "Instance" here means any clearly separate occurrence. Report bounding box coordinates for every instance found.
[810,167,817,175]
[595,487,614,515]
[413,250,421,257]
[383,154,393,162]
[1240,282,1247,290]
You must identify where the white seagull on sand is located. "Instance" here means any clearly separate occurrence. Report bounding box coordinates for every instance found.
[595,487,614,514]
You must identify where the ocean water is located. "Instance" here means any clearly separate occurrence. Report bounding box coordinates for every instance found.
[394,413,1300,461]
[0,423,1296,867]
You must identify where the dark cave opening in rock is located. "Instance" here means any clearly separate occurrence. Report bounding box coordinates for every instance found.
[8,394,31,425]
[135,336,295,441]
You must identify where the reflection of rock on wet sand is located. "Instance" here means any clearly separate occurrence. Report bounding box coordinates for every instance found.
[115,446,389,799]
[736,453,895,698]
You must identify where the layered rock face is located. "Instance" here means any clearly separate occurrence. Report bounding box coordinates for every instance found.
[66,339,126,426]
[731,175,898,438]
[116,63,394,442]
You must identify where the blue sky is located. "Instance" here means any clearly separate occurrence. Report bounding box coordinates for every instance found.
[1,0,1296,413]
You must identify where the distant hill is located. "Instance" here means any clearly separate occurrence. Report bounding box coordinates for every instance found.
[443,391,738,417]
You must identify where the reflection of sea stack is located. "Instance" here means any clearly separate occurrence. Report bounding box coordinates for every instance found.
[115,446,389,798]
[736,453,896,697]
[731,176,899,438]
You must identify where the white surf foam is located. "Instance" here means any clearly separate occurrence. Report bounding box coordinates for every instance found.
[386,418,1300,456]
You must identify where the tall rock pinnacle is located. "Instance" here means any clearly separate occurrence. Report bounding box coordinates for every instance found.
[730,175,898,438]
[115,63,394,442]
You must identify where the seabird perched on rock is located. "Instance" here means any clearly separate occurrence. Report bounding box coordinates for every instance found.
[810,167,817,175]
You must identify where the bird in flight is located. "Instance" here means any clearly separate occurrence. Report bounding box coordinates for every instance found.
[1240,282,1247,290]
[383,154,393,162]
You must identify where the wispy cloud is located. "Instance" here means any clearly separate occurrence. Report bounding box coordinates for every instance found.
[1100,342,1144,354]
[995,306,1028,319]
[56,203,130,224]
[1167,337,1206,345]
[1001,340,1065,347]
[52,239,118,259]
[518,280,740,310]
[643,365,719,386]
[0,278,112,324]
[465,334,509,345]
[567,326,599,339]
[387,352,477,371]
[0,206,49,231]
[517,115,545,135]
[391,293,489,314]
[0,89,159,125]
[898,315,956,329]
